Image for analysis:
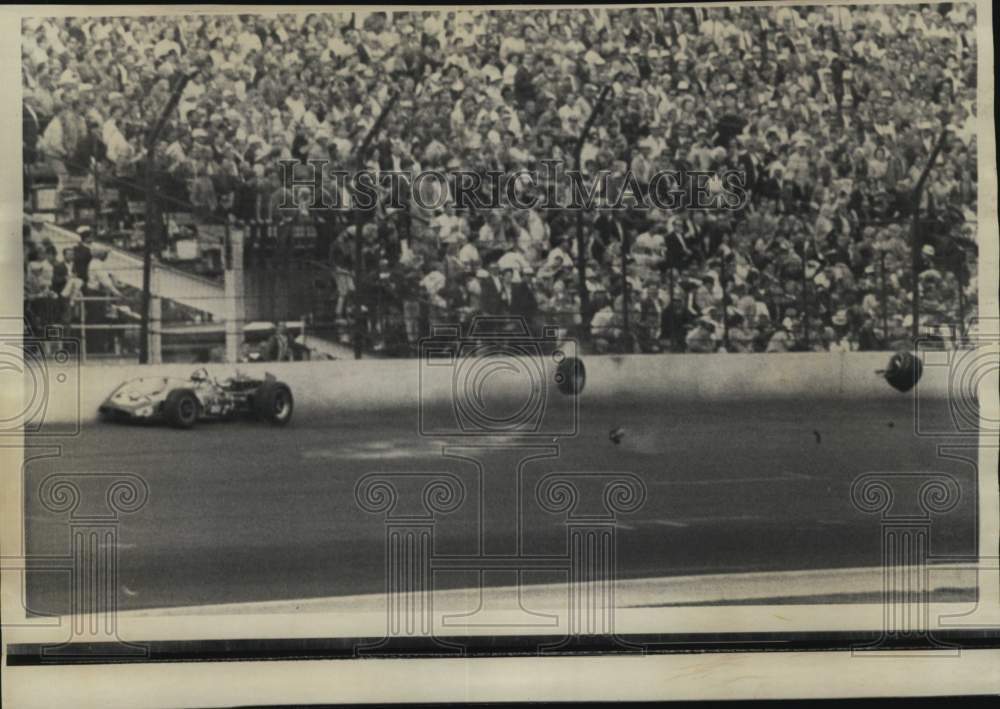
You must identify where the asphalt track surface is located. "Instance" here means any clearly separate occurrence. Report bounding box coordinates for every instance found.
[25,395,978,614]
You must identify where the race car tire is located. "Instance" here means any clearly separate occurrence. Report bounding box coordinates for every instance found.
[884,351,923,393]
[555,356,586,396]
[255,382,294,425]
[164,389,199,429]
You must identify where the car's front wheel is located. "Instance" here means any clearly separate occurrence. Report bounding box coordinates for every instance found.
[164,389,199,429]
[255,382,294,425]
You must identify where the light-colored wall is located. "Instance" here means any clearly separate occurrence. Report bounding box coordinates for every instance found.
[33,351,948,427]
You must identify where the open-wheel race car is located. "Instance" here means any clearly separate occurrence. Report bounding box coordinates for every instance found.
[99,368,294,428]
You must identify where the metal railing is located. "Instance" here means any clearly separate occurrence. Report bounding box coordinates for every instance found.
[27,150,977,362]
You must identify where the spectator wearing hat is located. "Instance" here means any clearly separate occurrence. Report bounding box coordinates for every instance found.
[477,253,507,316]
[72,226,93,282]
[510,265,540,333]
[21,7,978,354]
[39,88,87,173]
[590,293,623,354]
[637,280,663,353]
[24,246,54,335]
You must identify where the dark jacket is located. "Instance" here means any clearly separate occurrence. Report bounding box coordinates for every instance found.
[510,281,538,321]
[478,275,506,315]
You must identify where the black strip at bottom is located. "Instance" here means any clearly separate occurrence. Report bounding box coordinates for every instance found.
[7,629,1000,666]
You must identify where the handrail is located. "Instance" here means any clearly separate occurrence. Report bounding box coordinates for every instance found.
[28,217,225,292]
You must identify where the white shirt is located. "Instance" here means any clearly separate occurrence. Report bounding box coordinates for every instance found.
[498,250,530,274]
[420,270,446,295]
[458,242,480,268]
[237,30,262,56]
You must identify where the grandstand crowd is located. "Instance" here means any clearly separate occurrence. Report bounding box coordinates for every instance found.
[23,5,979,356]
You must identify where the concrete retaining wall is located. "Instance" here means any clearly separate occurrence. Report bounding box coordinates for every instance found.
[32,351,948,427]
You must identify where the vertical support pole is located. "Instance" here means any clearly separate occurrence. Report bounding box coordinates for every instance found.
[92,158,101,239]
[667,267,678,351]
[911,214,922,343]
[620,224,630,353]
[149,297,162,365]
[910,127,950,342]
[801,251,810,349]
[139,151,155,364]
[139,69,199,364]
[956,246,967,345]
[720,262,730,351]
[574,85,612,346]
[79,298,87,364]
[576,209,589,343]
[880,250,890,344]
[225,226,245,363]
[149,268,162,365]
[353,209,364,360]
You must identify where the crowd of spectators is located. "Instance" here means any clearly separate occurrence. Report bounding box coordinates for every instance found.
[23,5,980,355]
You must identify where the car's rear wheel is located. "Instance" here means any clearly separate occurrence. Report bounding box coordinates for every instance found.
[164,389,199,429]
[255,382,294,425]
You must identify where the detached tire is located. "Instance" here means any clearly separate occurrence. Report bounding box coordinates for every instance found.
[255,382,294,425]
[884,351,923,393]
[164,389,199,429]
[556,356,586,396]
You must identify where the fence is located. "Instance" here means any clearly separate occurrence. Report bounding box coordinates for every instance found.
[595,212,977,356]
[25,293,141,364]
[25,152,978,363]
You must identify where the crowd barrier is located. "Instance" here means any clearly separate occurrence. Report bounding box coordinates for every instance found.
[30,351,954,428]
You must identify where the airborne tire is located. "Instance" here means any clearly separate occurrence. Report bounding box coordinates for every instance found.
[164,389,199,429]
[255,381,294,425]
[556,356,586,396]
[884,351,923,393]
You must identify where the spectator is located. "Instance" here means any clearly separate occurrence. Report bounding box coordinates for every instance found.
[72,226,93,282]
[264,321,294,361]
[686,317,717,353]
[21,6,978,355]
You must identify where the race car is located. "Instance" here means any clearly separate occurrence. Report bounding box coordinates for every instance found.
[99,368,294,428]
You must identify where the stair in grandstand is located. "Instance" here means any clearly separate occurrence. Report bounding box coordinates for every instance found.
[28,217,227,321]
